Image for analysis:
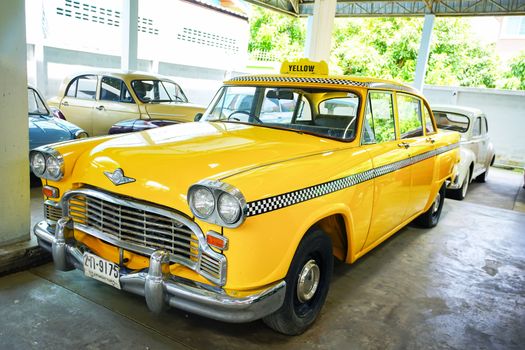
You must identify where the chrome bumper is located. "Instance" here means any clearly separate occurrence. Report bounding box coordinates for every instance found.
[34,218,286,323]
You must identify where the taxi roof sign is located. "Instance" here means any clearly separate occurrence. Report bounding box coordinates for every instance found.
[280,59,329,76]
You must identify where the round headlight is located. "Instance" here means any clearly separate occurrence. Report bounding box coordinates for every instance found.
[46,155,62,179]
[75,130,89,139]
[190,187,215,218]
[30,152,46,176]
[218,193,241,224]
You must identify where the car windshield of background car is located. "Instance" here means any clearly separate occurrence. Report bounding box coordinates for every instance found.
[28,88,49,115]
[434,111,469,133]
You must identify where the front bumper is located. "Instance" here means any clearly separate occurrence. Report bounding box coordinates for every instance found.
[34,218,286,323]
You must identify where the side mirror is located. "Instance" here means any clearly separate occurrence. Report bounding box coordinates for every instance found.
[194,113,203,122]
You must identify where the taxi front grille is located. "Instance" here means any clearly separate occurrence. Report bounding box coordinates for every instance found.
[67,193,200,264]
[44,200,62,224]
[62,188,227,286]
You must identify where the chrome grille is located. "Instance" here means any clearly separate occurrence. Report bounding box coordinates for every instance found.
[68,194,200,263]
[62,188,227,286]
[44,200,62,224]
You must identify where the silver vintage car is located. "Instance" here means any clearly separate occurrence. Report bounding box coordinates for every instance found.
[432,105,495,200]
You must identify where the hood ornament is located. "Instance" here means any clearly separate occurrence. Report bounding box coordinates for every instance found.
[104,168,135,186]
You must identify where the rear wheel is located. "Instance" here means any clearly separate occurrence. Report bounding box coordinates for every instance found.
[263,229,333,335]
[449,168,470,200]
[414,184,445,228]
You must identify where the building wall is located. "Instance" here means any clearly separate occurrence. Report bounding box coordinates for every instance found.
[0,0,30,245]
[423,85,525,168]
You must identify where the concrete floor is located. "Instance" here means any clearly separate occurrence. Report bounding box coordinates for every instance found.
[1,168,524,349]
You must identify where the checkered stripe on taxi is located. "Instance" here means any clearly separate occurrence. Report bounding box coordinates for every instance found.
[246,142,459,217]
[228,76,369,88]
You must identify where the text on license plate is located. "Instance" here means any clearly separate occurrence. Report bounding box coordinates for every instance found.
[83,252,121,289]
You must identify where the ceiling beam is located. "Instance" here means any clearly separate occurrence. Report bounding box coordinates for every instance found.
[246,0,525,17]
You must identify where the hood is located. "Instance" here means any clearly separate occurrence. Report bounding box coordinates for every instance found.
[144,102,206,123]
[72,122,343,215]
[29,114,80,149]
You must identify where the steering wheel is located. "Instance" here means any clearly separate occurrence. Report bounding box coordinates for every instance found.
[227,110,263,124]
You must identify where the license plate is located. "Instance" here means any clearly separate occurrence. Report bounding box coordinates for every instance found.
[83,252,121,289]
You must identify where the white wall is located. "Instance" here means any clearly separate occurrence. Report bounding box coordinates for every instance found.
[0,0,30,245]
[423,85,525,168]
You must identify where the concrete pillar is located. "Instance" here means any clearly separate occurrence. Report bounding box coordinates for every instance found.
[121,0,138,71]
[413,14,435,91]
[304,0,337,63]
[0,0,30,245]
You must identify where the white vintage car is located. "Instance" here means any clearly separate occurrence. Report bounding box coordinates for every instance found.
[432,105,495,200]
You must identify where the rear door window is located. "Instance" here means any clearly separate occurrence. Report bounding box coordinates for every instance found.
[397,94,423,139]
[66,75,97,100]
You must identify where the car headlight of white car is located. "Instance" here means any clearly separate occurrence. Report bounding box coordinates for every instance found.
[188,180,246,228]
[30,147,64,181]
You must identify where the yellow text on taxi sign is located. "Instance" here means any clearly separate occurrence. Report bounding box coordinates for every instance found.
[280,59,329,75]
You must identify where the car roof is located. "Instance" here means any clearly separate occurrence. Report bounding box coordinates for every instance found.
[63,70,176,82]
[431,104,483,117]
[225,74,420,95]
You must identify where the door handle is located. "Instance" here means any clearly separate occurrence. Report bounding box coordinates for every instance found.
[426,137,435,144]
[397,142,410,149]
[62,101,69,106]
[96,105,105,111]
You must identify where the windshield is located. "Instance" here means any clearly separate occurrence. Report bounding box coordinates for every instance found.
[28,88,49,115]
[131,80,188,103]
[433,111,469,133]
[201,86,360,141]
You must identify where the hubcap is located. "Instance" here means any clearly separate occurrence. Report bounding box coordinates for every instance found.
[432,192,441,214]
[296,259,320,303]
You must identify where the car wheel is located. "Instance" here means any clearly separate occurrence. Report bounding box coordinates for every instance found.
[263,228,333,335]
[414,184,445,228]
[449,168,470,200]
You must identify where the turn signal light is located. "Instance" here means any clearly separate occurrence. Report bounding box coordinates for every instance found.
[42,185,59,198]
[206,231,228,250]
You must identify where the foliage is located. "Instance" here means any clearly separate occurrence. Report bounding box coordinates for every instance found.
[248,8,525,91]
[248,6,305,60]
[331,17,501,88]
[501,51,525,90]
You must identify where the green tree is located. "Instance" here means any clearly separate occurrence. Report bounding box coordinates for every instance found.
[501,52,525,90]
[248,9,522,90]
[248,7,305,60]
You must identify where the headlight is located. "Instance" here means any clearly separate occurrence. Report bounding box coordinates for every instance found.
[188,180,246,228]
[189,187,215,218]
[218,193,241,224]
[30,152,46,176]
[75,130,89,139]
[29,147,64,181]
[46,155,62,180]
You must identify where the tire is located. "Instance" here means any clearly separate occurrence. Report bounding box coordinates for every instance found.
[414,184,445,228]
[263,229,333,335]
[448,167,470,200]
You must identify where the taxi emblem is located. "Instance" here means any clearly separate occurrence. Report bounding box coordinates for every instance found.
[104,168,135,186]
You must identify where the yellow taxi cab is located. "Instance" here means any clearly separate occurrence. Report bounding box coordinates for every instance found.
[32,59,460,335]
[48,71,206,136]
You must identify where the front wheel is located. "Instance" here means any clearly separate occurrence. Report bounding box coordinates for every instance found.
[263,229,333,335]
[414,184,445,228]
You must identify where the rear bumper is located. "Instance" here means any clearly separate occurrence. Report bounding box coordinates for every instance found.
[34,218,286,323]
